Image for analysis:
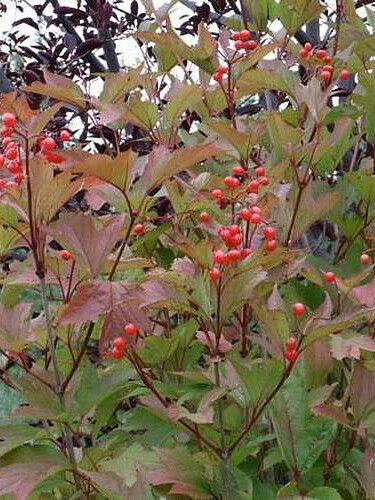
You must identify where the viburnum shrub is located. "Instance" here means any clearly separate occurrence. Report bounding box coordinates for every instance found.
[1,1,375,499]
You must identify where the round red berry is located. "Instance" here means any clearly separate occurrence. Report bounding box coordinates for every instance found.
[8,161,21,174]
[232,31,241,41]
[324,55,332,63]
[229,224,240,236]
[113,337,126,350]
[2,113,16,129]
[112,347,124,359]
[361,253,371,265]
[232,165,245,176]
[224,176,240,188]
[323,65,333,72]
[259,176,269,186]
[210,268,221,281]
[240,29,250,41]
[321,70,332,82]
[6,148,17,161]
[60,130,71,141]
[286,336,297,351]
[134,223,145,235]
[316,49,326,59]
[250,213,262,224]
[339,69,350,81]
[263,226,276,240]
[213,249,226,265]
[213,72,222,82]
[41,137,56,150]
[299,48,309,59]
[0,154,4,167]
[239,207,252,221]
[217,65,228,75]
[60,250,72,261]
[227,249,242,262]
[234,40,244,51]
[13,173,24,185]
[285,350,298,362]
[251,206,262,214]
[304,42,312,51]
[199,212,210,223]
[0,127,12,137]
[254,166,265,177]
[266,239,277,252]
[324,271,336,283]
[247,180,259,194]
[241,248,251,258]
[244,40,257,50]
[124,323,138,335]
[293,302,306,317]
[212,189,223,199]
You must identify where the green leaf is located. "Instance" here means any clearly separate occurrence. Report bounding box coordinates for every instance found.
[270,369,335,475]
[308,486,343,499]
[277,0,324,33]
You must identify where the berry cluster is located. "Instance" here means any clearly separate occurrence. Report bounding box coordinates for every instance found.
[231,30,257,52]
[0,113,24,189]
[298,43,350,82]
[284,336,298,363]
[38,132,70,165]
[111,323,138,359]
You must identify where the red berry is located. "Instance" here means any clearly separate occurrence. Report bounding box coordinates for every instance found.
[0,179,4,189]
[199,211,210,223]
[323,65,333,72]
[247,180,259,194]
[2,113,16,129]
[244,40,257,50]
[251,206,262,214]
[0,154,4,167]
[229,224,240,236]
[250,213,262,224]
[13,173,23,185]
[41,137,56,150]
[339,69,350,81]
[113,337,126,350]
[134,223,145,235]
[232,31,241,41]
[266,239,277,252]
[234,40,244,51]
[241,248,251,258]
[224,176,240,188]
[8,161,22,174]
[286,336,297,351]
[259,176,269,186]
[254,166,265,177]
[316,49,326,59]
[213,249,226,265]
[232,165,245,176]
[60,250,72,261]
[227,249,242,262]
[263,226,276,240]
[361,253,371,265]
[213,72,222,82]
[324,271,336,283]
[324,55,333,63]
[299,48,309,59]
[239,207,252,221]
[112,347,124,359]
[240,29,250,41]
[212,189,223,200]
[304,42,312,51]
[285,350,298,362]
[60,130,71,141]
[0,127,12,137]
[217,65,228,75]
[124,323,138,335]
[293,302,306,317]
[6,148,17,161]
[321,70,332,82]
[210,268,221,281]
